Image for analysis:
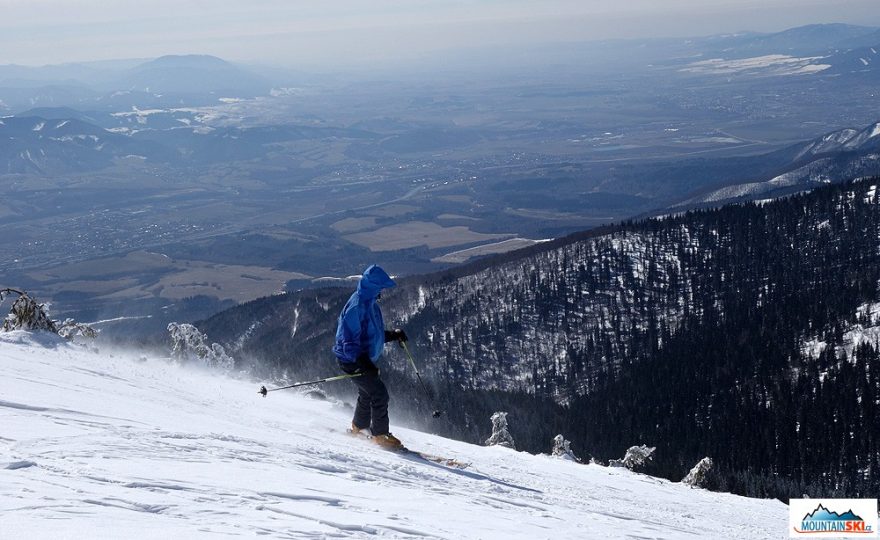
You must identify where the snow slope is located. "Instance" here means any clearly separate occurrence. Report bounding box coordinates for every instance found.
[0,332,788,539]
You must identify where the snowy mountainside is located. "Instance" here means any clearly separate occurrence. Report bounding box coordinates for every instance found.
[679,120,880,207]
[793,121,880,160]
[0,116,119,174]
[389,178,877,400]
[802,300,880,360]
[0,115,171,174]
[822,42,880,79]
[0,333,787,539]
[197,179,880,500]
[402,232,690,399]
[0,109,377,174]
[203,179,880,402]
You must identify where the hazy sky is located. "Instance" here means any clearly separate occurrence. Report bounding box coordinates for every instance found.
[2,0,879,67]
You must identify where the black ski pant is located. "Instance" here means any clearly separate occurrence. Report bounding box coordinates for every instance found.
[340,355,390,436]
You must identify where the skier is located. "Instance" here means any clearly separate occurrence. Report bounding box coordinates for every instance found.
[333,265,408,449]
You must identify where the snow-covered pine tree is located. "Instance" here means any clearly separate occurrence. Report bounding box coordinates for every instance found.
[1,289,57,332]
[682,457,713,488]
[609,445,655,470]
[1,289,97,340]
[57,319,98,341]
[551,434,579,461]
[484,412,516,449]
[167,323,234,370]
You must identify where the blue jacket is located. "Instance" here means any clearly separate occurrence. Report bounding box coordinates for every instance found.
[333,265,396,364]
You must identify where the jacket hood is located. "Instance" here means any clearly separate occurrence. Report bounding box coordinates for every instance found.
[356,265,396,299]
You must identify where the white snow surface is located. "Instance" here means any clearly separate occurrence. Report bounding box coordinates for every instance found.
[0,332,787,539]
[794,122,880,161]
[677,158,835,206]
[679,54,831,76]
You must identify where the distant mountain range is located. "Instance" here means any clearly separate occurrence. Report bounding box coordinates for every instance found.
[0,115,172,174]
[515,23,880,79]
[1,24,878,113]
[676,121,880,207]
[666,25,880,81]
[823,43,880,79]
[696,23,880,58]
[117,55,271,96]
[0,108,377,172]
[794,122,880,158]
[0,55,271,111]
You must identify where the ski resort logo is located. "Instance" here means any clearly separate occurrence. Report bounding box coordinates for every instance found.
[790,499,878,538]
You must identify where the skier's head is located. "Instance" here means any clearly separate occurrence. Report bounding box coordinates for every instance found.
[357,265,396,299]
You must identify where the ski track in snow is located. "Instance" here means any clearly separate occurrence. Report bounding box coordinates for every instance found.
[0,332,788,539]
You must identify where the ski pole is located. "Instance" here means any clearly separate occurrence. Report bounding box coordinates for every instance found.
[258,372,363,397]
[401,341,442,418]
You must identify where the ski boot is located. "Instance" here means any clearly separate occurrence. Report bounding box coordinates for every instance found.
[372,433,403,450]
[348,423,369,437]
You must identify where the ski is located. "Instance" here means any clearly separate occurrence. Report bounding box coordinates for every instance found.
[341,428,470,469]
[396,447,471,470]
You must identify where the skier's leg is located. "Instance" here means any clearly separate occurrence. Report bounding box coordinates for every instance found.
[340,361,371,430]
[351,355,389,434]
[347,367,396,446]
[342,355,391,436]
[349,371,388,433]
[353,383,372,430]
[367,376,390,436]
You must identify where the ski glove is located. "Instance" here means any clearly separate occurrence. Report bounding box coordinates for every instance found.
[353,354,379,375]
[384,328,408,343]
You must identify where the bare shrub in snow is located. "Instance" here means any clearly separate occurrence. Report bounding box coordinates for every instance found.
[484,411,516,449]
[167,322,234,370]
[1,289,57,333]
[551,434,580,462]
[682,457,713,488]
[609,445,655,470]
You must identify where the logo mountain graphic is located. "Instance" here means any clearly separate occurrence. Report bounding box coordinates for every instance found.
[803,504,864,523]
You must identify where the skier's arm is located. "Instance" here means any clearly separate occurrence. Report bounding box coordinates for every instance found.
[336,307,364,362]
